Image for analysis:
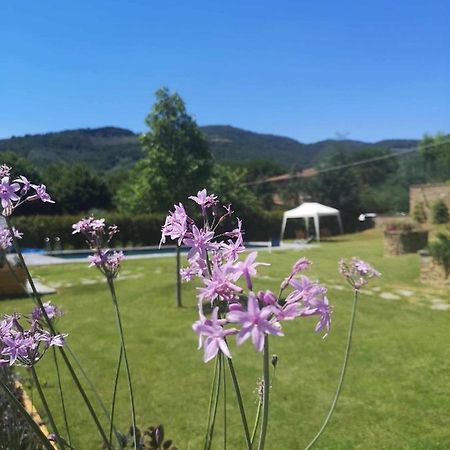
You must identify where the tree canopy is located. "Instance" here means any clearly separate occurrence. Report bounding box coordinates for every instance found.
[118,88,213,213]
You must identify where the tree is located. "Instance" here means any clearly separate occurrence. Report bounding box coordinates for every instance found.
[43,164,112,214]
[118,87,213,213]
[420,133,450,181]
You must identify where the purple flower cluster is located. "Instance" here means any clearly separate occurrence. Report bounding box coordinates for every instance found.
[0,306,66,367]
[162,189,332,363]
[0,226,22,251]
[339,257,381,290]
[72,217,124,278]
[0,165,54,216]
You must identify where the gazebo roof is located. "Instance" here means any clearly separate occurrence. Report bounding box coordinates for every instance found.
[283,202,340,219]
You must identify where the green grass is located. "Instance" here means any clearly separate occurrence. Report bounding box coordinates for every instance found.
[1,229,450,449]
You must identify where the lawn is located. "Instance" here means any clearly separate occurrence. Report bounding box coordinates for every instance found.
[1,229,449,449]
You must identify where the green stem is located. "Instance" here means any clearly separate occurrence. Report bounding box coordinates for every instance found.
[109,345,123,447]
[31,366,65,450]
[0,376,55,450]
[6,217,112,449]
[223,354,227,450]
[52,347,72,447]
[204,355,219,450]
[204,353,222,450]
[250,400,262,445]
[303,291,359,450]
[107,278,137,450]
[3,247,114,439]
[227,357,252,450]
[257,336,270,450]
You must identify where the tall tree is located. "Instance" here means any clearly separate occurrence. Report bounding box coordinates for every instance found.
[118,87,213,213]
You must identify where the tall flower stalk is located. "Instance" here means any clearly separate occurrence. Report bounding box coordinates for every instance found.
[161,189,332,450]
[303,258,380,450]
[72,217,137,450]
[1,165,111,448]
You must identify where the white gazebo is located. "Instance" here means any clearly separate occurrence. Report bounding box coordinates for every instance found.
[280,202,343,242]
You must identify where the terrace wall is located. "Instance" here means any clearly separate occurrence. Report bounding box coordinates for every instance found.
[410,182,450,223]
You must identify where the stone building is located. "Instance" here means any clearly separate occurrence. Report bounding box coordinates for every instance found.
[409,182,450,223]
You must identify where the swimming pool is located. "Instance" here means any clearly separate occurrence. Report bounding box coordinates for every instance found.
[47,242,270,260]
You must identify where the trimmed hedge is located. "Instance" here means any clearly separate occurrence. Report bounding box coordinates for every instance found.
[10,211,287,250]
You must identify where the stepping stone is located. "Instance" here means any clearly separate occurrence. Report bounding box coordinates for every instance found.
[372,287,381,292]
[396,289,415,297]
[380,292,401,300]
[431,303,450,311]
[330,284,345,291]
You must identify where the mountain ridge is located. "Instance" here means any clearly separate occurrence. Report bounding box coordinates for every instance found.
[0,125,418,170]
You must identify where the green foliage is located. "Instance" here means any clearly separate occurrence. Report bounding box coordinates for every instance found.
[11,210,282,249]
[308,149,362,231]
[420,133,450,181]
[207,164,262,216]
[413,202,427,224]
[428,233,450,277]
[118,88,213,213]
[432,200,449,224]
[42,164,113,214]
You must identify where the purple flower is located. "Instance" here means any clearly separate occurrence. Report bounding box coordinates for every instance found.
[160,203,189,246]
[72,217,105,237]
[27,184,55,203]
[31,302,62,322]
[227,292,283,352]
[184,225,216,262]
[281,257,312,289]
[233,252,269,291]
[0,226,22,250]
[0,177,20,210]
[339,257,381,290]
[88,250,124,278]
[197,262,242,304]
[189,189,217,211]
[221,233,245,262]
[193,307,237,362]
[0,165,11,178]
[14,176,31,195]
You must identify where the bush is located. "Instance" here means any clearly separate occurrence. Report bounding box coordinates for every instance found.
[432,200,449,224]
[413,202,427,224]
[384,220,416,233]
[10,211,285,249]
[428,233,450,278]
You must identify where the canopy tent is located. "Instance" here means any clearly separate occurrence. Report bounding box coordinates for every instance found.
[280,202,343,242]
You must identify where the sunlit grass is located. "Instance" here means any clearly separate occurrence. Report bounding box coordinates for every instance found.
[1,229,449,449]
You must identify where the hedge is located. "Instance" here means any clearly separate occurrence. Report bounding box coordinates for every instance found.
[10,211,288,250]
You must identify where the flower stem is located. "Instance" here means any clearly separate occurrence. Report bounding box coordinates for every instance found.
[107,278,137,450]
[31,366,65,450]
[303,291,359,450]
[223,354,227,450]
[257,336,270,450]
[227,357,252,449]
[0,376,55,450]
[6,217,112,449]
[109,345,123,447]
[204,353,222,450]
[250,399,262,445]
[52,347,72,447]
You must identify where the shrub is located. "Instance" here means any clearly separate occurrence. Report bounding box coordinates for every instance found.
[11,211,285,249]
[428,233,450,278]
[432,200,449,224]
[413,202,427,224]
[384,220,415,233]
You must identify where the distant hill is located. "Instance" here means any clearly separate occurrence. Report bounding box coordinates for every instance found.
[0,125,418,171]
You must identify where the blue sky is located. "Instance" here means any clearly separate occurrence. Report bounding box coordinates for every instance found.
[1,0,449,142]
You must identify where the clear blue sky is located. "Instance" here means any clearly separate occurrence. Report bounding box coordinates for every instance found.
[1,0,449,142]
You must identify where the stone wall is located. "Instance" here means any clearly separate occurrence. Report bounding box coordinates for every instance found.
[410,183,450,223]
[384,230,428,256]
[419,251,450,288]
